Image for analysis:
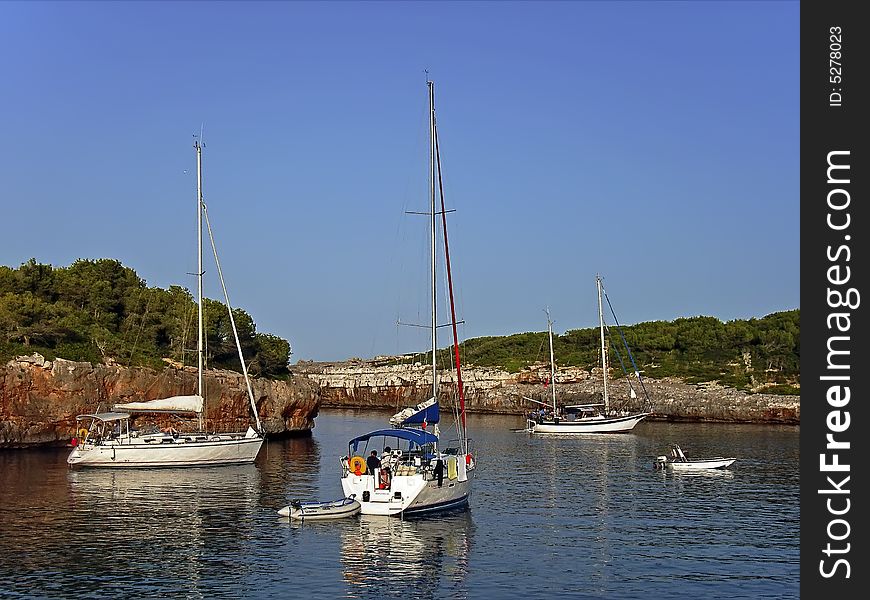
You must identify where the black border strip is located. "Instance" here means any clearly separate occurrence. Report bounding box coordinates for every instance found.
[801,2,867,595]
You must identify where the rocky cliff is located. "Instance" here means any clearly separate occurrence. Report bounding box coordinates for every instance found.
[294,359,799,424]
[1,354,320,448]
[2,352,799,448]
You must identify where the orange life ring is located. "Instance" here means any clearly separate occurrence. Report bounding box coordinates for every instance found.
[348,455,367,475]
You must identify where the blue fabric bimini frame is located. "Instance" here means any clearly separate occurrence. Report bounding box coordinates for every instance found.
[349,428,438,452]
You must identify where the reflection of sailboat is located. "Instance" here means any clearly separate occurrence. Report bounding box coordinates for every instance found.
[527,275,652,434]
[339,80,474,516]
[67,141,264,467]
[340,513,472,595]
[65,465,260,591]
[68,465,260,510]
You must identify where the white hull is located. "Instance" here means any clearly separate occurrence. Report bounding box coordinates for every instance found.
[529,412,649,434]
[668,457,736,471]
[67,428,264,468]
[278,498,362,520]
[341,460,472,517]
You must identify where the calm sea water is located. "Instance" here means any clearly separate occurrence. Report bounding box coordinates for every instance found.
[0,410,799,599]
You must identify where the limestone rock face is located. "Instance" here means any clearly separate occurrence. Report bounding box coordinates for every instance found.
[294,360,799,424]
[1,355,320,448]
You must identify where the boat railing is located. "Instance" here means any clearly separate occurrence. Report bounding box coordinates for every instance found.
[341,449,444,479]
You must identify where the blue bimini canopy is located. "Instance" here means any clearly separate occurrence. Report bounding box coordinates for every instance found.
[349,428,438,452]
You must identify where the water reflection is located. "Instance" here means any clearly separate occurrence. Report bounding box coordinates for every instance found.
[340,513,473,600]
[663,469,736,480]
[0,416,799,599]
[69,463,258,511]
[257,436,320,507]
[61,466,262,597]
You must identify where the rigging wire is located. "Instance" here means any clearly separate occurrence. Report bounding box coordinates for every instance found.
[603,288,652,409]
[391,89,429,359]
[202,201,262,432]
[127,287,154,366]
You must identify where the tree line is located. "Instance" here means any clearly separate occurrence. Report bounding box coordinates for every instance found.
[0,259,291,378]
[453,309,799,394]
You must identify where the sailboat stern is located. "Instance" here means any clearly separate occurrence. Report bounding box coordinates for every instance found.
[341,472,427,516]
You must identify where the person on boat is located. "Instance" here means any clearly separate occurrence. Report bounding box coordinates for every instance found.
[378,465,391,490]
[433,458,444,487]
[366,450,381,476]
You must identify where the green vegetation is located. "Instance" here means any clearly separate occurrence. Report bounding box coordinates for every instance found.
[0,259,292,378]
[2,259,798,394]
[453,310,800,393]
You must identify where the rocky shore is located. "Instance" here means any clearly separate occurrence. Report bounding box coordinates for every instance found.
[1,354,799,448]
[293,359,799,425]
[0,354,321,448]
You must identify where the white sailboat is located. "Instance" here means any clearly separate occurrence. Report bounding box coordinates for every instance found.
[67,140,265,468]
[339,80,475,516]
[527,275,652,434]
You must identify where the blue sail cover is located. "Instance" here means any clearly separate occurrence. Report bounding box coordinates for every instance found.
[401,401,440,425]
[390,397,441,426]
[349,428,438,452]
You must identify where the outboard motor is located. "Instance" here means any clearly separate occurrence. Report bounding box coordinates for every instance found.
[362,490,370,502]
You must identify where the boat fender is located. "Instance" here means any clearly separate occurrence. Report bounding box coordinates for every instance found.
[349,455,367,475]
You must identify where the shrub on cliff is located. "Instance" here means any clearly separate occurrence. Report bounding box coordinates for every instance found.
[451,310,799,391]
[0,259,292,378]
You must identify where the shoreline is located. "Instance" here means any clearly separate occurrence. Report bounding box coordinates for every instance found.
[1,355,799,449]
[301,360,799,426]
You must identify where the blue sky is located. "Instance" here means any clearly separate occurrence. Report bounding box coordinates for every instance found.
[0,1,799,362]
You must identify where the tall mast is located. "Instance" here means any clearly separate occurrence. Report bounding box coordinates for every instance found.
[428,80,437,403]
[597,274,609,415]
[433,84,466,449]
[195,140,205,431]
[546,308,557,415]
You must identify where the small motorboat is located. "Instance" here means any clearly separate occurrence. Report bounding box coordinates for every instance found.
[277,496,361,520]
[654,444,736,471]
